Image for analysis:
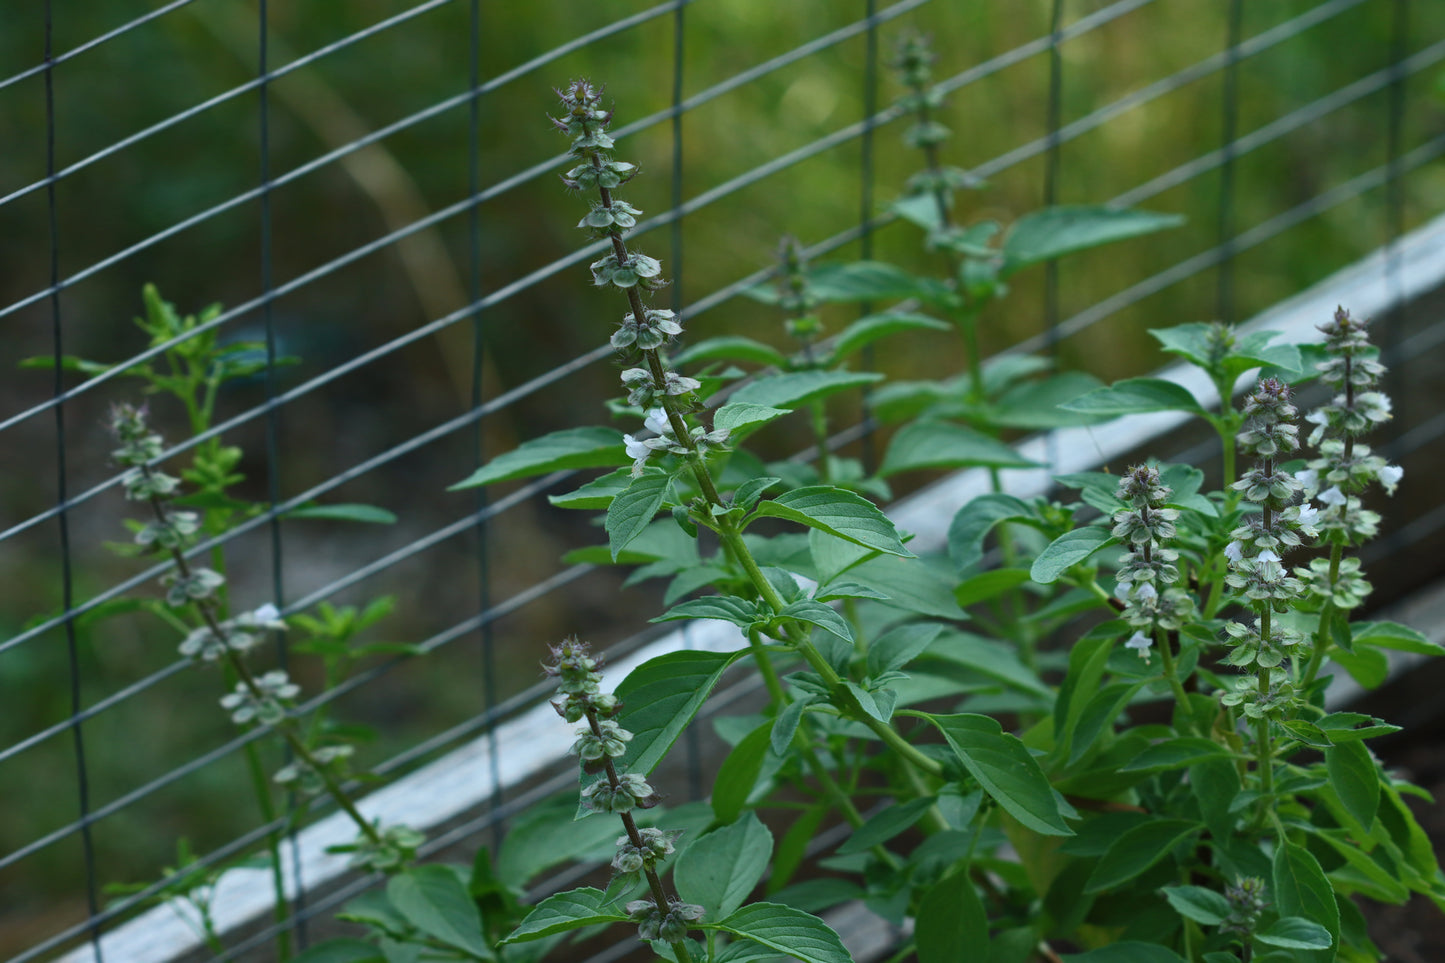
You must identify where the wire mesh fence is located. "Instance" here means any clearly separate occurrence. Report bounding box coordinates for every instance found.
[3,1,1444,960]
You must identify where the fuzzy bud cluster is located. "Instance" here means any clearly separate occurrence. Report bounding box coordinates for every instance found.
[1112,466,1193,663]
[611,827,679,875]
[626,898,705,943]
[220,668,299,725]
[889,33,975,204]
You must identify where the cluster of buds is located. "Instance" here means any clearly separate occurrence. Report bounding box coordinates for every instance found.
[775,236,823,345]
[626,898,704,943]
[274,743,354,795]
[220,669,300,725]
[554,80,726,479]
[1219,876,1270,940]
[623,408,729,479]
[330,822,427,874]
[1294,307,1401,609]
[1112,466,1193,663]
[889,33,978,227]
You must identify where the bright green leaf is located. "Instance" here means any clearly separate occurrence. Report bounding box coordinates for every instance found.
[879,420,1036,477]
[1351,621,1445,656]
[729,370,884,410]
[947,493,1034,572]
[1058,378,1204,417]
[654,595,762,629]
[501,887,629,943]
[1273,841,1340,963]
[607,471,673,559]
[1000,206,1184,278]
[867,622,945,677]
[916,871,987,963]
[828,311,951,362]
[672,335,789,368]
[1161,885,1231,926]
[675,812,774,921]
[1257,917,1334,951]
[713,723,779,823]
[284,503,397,525]
[923,713,1073,836]
[387,865,492,958]
[1031,527,1115,584]
[614,649,748,775]
[451,426,626,489]
[1325,740,1380,830]
[750,486,911,557]
[1085,819,1200,892]
[708,903,852,963]
[548,468,631,510]
[714,403,792,440]
[779,599,854,642]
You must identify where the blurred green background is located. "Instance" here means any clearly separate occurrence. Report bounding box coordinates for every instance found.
[2,0,1443,955]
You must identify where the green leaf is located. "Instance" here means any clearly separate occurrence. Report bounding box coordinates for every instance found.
[1329,645,1389,690]
[497,793,621,886]
[1315,712,1401,743]
[750,486,911,557]
[614,649,748,775]
[713,403,792,440]
[923,713,1073,836]
[1351,620,1445,656]
[1257,917,1334,951]
[450,426,626,489]
[828,311,950,362]
[1273,841,1340,963]
[927,633,1050,698]
[1070,682,1143,766]
[1058,377,1204,416]
[387,866,492,957]
[290,940,387,963]
[729,370,884,410]
[955,568,1032,607]
[867,622,945,677]
[1054,622,1121,756]
[1031,527,1115,584]
[1000,206,1184,278]
[1060,944,1187,963]
[947,493,1035,572]
[987,371,1111,429]
[836,796,937,854]
[501,887,629,943]
[548,468,632,510]
[779,599,854,642]
[654,595,762,629]
[1325,740,1380,830]
[675,812,774,921]
[672,335,789,368]
[916,871,987,963]
[607,472,673,560]
[1120,738,1230,773]
[879,420,1036,477]
[712,722,778,823]
[708,903,852,963]
[803,260,931,303]
[284,503,397,524]
[1085,819,1200,892]
[1191,757,1242,842]
[733,476,783,512]
[1161,885,1232,926]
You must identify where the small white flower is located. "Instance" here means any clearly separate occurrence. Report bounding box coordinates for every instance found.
[1294,468,1319,494]
[1318,486,1347,507]
[254,603,281,623]
[1256,549,1282,565]
[1295,504,1320,528]
[1125,631,1153,664]
[1223,541,1244,564]
[1305,409,1330,427]
[623,434,650,461]
[1132,582,1158,602]
[1378,464,1404,495]
[643,408,670,435]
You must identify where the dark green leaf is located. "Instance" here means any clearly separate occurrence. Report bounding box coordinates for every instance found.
[828,311,951,362]
[770,807,827,893]
[1069,682,1143,767]
[498,794,621,886]
[1054,622,1121,756]
[990,371,1111,429]
[867,622,945,677]
[1316,712,1401,743]
[1000,206,1184,277]
[779,600,854,642]
[836,796,937,854]
[1058,378,1204,416]
[770,696,817,756]
[729,370,884,410]
[1085,819,1200,892]
[1031,527,1115,584]
[1161,885,1231,926]
[1257,917,1334,951]
[672,336,789,368]
[1272,842,1340,963]
[947,493,1035,572]
[607,472,673,559]
[750,486,911,557]
[387,866,491,957]
[1191,757,1242,842]
[675,812,774,921]
[926,633,1050,698]
[1325,740,1380,830]
[501,887,629,943]
[955,568,1032,607]
[879,420,1036,477]
[733,476,783,512]
[713,403,792,440]
[916,871,987,963]
[1120,738,1230,773]
[614,649,748,775]
[713,722,778,824]
[1061,944,1187,963]
[284,503,397,525]
[548,468,632,510]
[1352,621,1445,656]
[451,426,626,489]
[290,940,386,963]
[845,555,966,620]
[1329,645,1389,690]
[923,713,1073,836]
[708,903,852,963]
[654,595,761,629]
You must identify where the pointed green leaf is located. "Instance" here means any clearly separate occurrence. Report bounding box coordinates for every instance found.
[955,567,1032,607]
[497,793,622,886]
[614,649,748,775]
[549,468,632,510]
[1351,621,1445,656]
[946,493,1035,572]
[653,595,761,628]
[828,311,951,362]
[451,426,626,489]
[676,815,774,924]
[1059,378,1204,417]
[1060,944,1187,963]
[1085,819,1200,892]
[501,887,629,943]
[387,865,491,957]
[779,599,854,642]
[770,695,818,756]
[607,472,673,560]
[1000,206,1184,278]
[843,555,965,620]
[1031,526,1115,584]
[989,371,1111,429]
[733,476,783,512]
[879,420,1036,477]
[284,503,397,524]
[1120,738,1231,773]
[729,370,884,410]
[923,713,1073,836]
[708,903,852,963]
[867,622,945,677]
[713,403,792,440]
[1257,917,1334,951]
[836,796,937,855]
[712,723,779,823]
[1273,841,1340,963]
[750,486,911,557]
[672,335,789,368]
[1161,885,1232,926]
[803,260,931,303]
[1190,757,1242,842]
[289,940,386,963]
[916,870,987,963]
[1316,712,1401,743]
[1325,740,1380,830]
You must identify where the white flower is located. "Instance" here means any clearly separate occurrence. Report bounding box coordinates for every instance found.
[1131,582,1158,602]
[1295,504,1320,528]
[643,408,670,435]
[1305,409,1330,427]
[1294,468,1319,494]
[1318,486,1347,507]
[1223,541,1243,564]
[236,604,286,631]
[1125,631,1153,664]
[623,434,651,476]
[1378,464,1403,495]
[1256,549,1282,565]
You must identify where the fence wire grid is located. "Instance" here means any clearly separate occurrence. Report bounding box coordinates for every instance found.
[3,1,1445,961]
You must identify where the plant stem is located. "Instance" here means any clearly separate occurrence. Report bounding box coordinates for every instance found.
[1154,627,1193,731]
[1301,542,1344,687]
[747,628,788,710]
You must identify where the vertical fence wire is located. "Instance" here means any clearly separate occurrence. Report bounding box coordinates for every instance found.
[1043,0,1065,472]
[44,0,105,958]
[1216,0,1244,324]
[857,0,880,475]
